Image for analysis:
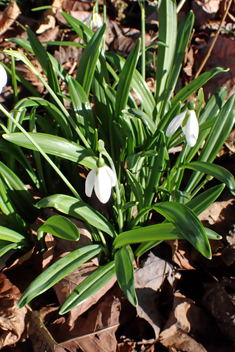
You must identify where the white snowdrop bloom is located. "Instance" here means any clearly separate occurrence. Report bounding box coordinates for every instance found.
[166,109,199,147]
[90,13,103,30]
[85,163,117,204]
[0,65,7,94]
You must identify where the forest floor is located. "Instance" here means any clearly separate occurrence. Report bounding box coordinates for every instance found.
[0,0,235,351]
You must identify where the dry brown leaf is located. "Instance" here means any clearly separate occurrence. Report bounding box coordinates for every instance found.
[54,290,121,352]
[53,260,116,327]
[0,1,21,35]
[0,273,27,348]
[203,282,235,342]
[28,308,60,352]
[160,293,217,351]
[135,251,174,340]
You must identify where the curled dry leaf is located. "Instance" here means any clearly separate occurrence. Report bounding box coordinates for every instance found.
[52,286,121,352]
[0,1,21,35]
[0,273,27,348]
[135,251,174,341]
[160,293,218,352]
[203,282,235,342]
[53,260,116,328]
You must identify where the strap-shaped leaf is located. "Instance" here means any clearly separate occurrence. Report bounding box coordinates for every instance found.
[61,11,93,43]
[185,94,235,192]
[26,26,49,75]
[153,202,211,259]
[0,226,26,243]
[3,133,96,169]
[155,0,177,115]
[183,161,235,195]
[76,24,106,96]
[186,183,225,215]
[68,76,95,143]
[18,244,104,308]
[113,223,182,251]
[115,40,140,120]
[115,246,137,306]
[59,261,115,314]
[171,67,226,108]
[36,194,117,238]
[38,215,80,241]
[106,52,155,117]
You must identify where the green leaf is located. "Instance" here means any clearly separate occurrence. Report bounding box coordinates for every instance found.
[186,183,225,216]
[155,0,177,116]
[0,226,26,243]
[76,24,106,96]
[171,67,227,108]
[126,170,144,209]
[185,94,235,192]
[113,223,182,250]
[68,76,95,143]
[3,133,96,169]
[37,215,80,241]
[61,11,93,43]
[18,244,104,308]
[26,26,49,75]
[115,246,138,306]
[59,261,115,314]
[0,241,20,257]
[182,161,235,195]
[153,202,211,259]
[36,194,117,238]
[115,40,140,119]
[106,52,155,117]
[161,10,194,114]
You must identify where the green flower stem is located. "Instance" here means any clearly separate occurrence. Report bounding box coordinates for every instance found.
[139,1,146,81]
[103,150,123,232]
[4,50,91,149]
[102,0,106,53]
[190,175,213,199]
[0,104,81,200]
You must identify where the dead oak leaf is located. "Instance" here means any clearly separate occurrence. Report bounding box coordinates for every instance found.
[0,1,21,35]
[0,273,27,348]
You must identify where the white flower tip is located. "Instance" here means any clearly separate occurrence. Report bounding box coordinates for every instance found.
[0,65,7,93]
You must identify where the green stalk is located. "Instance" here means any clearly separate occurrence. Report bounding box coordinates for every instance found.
[4,50,91,149]
[103,150,123,232]
[0,104,81,200]
[139,1,146,81]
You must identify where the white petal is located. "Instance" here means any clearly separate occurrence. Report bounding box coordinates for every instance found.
[166,111,187,137]
[182,111,199,147]
[104,165,117,187]
[85,167,97,197]
[0,65,7,92]
[94,167,112,204]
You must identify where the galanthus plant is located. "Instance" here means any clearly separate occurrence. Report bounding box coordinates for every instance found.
[0,0,234,311]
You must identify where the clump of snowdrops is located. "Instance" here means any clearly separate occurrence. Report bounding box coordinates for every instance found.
[0,0,234,311]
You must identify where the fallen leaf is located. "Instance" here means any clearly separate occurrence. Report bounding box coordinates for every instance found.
[135,251,174,340]
[54,260,116,328]
[203,282,235,342]
[0,273,27,348]
[160,293,218,351]
[0,1,21,35]
[52,286,121,352]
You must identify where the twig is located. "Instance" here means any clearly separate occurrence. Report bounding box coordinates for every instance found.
[195,0,233,78]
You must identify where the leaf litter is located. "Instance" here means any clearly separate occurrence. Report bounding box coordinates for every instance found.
[1,0,235,351]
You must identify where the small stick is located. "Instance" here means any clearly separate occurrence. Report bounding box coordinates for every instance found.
[194,0,233,78]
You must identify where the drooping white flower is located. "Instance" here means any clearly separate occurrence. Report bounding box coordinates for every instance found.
[0,65,7,94]
[90,12,103,30]
[166,109,199,147]
[85,163,117,204]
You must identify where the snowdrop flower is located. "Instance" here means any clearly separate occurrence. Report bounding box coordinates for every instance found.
[0,65,7,94]
[166,109,199,147]
[90,12,103,30]
[85,157,117,204]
